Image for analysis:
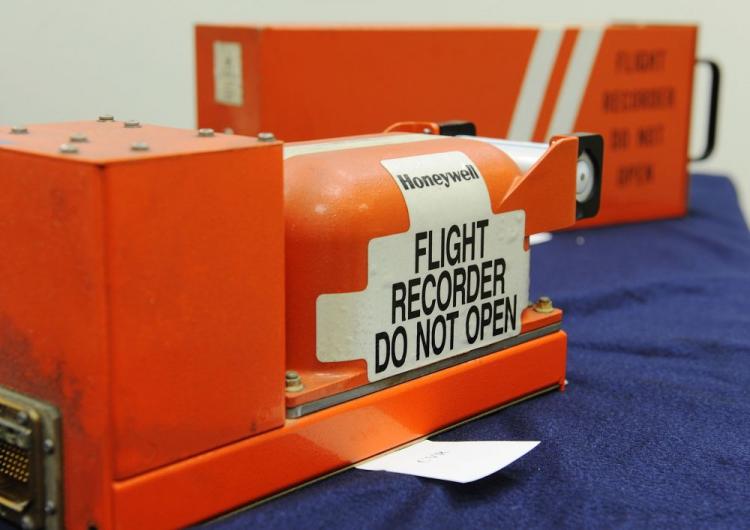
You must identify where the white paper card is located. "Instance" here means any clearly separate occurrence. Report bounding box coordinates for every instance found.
[356,440,540,483]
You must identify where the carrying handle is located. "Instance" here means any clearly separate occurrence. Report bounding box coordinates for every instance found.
[690,59,721,162]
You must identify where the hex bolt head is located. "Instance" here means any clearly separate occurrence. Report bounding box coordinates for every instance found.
[533,296,554,314]
[257,131,276,142]
[97,114,115,122]
[130,141,150,152]
[124,120,141,128]
[285,370,304,392]
[197,128,215,138]
[43,438,55,454]
[58,143,79,155]
[10,125,29,134]
[69,132,88,143]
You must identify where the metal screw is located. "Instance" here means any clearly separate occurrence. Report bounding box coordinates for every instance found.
[97,114,115,122]
[124,120,141,128]
[10,125,29,134]
[44,500,56,515]
[20,515,33,530]
[197,128,215,138]
[533,296,554,314]
[15,410,29,425]
[58,143,79,155]
[69,132,88,143]
[257,132,276,142]
[130,142,150,152]
[43,438,55,454]
[285,370,304,392]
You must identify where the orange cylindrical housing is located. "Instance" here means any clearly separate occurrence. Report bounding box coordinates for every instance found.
[283,133,577,397]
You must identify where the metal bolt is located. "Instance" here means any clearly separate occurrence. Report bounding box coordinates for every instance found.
[124,120,141,128]
[97,114,115,122]
[43,438,55,454]
[130,141,150,152]
[44,500,56,515]
[58,143,79,155]
[197,128,215,138]
[257,132,276,142]
[285,370,304,392]
[15,410,29,425]
[422,127,432,134]
[69,132,88,143]
[20,515,33,530]
[10,125,29,134]
[533,296,554,314]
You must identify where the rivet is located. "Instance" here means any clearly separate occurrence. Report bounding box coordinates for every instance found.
[197,128,215,138]
[97,114,115,122]
[44,500,56,515]
[69,132,88,143]
[20,515,33,530]
[43,438,55,454]
[285,370,304,392]
[58,144,79,155]
[224,127,235,135]
[257,131,276,142]
[533,296,554,314]
[422,127,432,134]
[10,125,29,134]
[130,142,150,152]
[124,120,141,128]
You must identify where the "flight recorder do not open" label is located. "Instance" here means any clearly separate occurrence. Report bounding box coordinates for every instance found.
[316,151,530,382]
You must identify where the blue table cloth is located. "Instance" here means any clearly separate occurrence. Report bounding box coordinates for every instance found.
[205,174,750,529]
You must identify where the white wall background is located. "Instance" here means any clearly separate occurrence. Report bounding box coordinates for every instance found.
[0,0,746,219]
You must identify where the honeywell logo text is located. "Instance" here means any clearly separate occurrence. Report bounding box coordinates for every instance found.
[396,164,481,191]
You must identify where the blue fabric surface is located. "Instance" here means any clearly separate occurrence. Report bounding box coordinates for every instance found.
[203,175,750,530]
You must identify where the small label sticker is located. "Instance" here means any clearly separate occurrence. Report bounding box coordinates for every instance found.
[316,151,529,382]
[356,440,540,483]
[213,41,243,106]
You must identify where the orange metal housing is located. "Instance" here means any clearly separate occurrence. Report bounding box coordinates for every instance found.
[0,122,285,529]
[196,24,697,227]
[0,124,581,529]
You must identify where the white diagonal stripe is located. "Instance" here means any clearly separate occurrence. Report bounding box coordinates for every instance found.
[545,27,604,139]
[507,28,564,141]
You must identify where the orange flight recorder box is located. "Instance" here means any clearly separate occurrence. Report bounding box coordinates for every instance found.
[196,23,716,228]
[0,118,602,529]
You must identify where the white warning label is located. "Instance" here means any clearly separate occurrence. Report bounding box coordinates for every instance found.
[316,151,529,382]
[213,41,243,106]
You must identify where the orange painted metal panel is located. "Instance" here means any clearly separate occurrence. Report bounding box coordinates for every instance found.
[0,122,285,529]
[113,330,567,530]
[0,147,115,530]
